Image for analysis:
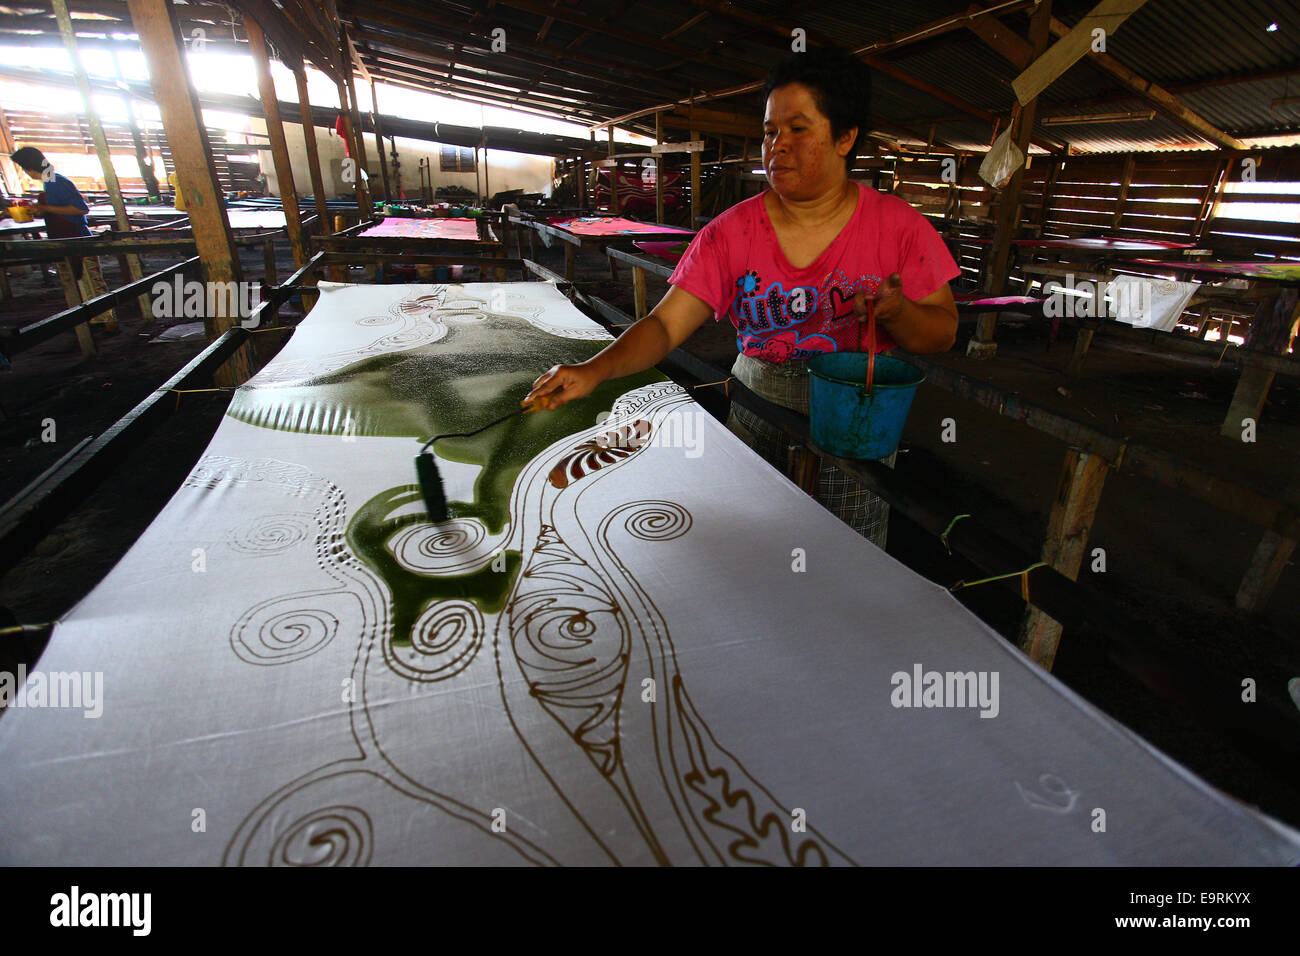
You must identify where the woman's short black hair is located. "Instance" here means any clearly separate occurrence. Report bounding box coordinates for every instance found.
[763,50,873,169]
[10,146,47,172]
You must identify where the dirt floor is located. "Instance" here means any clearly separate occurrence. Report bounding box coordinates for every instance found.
[3,232,1298,830]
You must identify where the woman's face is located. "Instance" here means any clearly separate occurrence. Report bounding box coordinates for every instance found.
[762,82,857,200]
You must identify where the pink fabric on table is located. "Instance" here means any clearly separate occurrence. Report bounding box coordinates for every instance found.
[633,239,691,262]
[954,293,1046,306]
[549,216,693,236]
[669,183,960,363]
[358,217,481,240]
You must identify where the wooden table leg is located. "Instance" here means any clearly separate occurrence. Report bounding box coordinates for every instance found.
[1236,529,1296,613]
[57,257,95,357]
[1220,358,1275,438]
[632,265,647,319]
[1018,447,1110,670]
[564,242,575,282]
[1065,320,1099,378]
[262,239,277,286]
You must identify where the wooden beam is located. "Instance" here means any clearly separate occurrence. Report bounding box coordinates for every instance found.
[691,127,701,226]
[246,16,307,268]
[369,79,391,201]
[655,111,664,224]
[334,79,371,215]
[1112,152,1135,230]
[127,0,250,385]
[489,0,764,80]
[233,0,304,71]
[293,64,329,222]
[339,26,373,213]
[1013,0,1149,105]
[1018,447,1110,670]
[52,0,151,320]
[606,125,618,213]
[965,2,1032,69]
[350,4,677,94]
[968,0,1054,359]
[1046,14,1246,150]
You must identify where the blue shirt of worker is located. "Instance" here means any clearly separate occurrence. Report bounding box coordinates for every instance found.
[41,173,91,239]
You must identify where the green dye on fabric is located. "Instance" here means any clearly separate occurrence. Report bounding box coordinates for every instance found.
[347,485,522,646]
[227,306,665,644]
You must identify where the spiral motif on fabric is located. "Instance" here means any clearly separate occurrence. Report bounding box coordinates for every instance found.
[444,310,486,324]
[621,501,692,541]
[232,589,361,665]
[227,512,315,555]
[387,599,484,682]
[375,327,439,349]
[388,520,491,574]
[270,806,372,866]
[358,313,398,326]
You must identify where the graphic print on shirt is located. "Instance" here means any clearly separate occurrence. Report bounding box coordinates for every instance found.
[732,268,880,362]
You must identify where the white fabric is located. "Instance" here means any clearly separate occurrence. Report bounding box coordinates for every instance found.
[1,281,1297,866]
[1109,275,1200,331]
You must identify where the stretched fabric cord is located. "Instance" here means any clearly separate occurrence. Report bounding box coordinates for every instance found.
[168,386,238,411]
[939,513,971,555]
[950,561,1049,602]
[691,376,735,398]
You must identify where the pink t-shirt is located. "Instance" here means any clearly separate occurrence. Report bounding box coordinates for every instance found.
[669,183,960,363]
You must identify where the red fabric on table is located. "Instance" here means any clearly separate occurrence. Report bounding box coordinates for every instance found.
[633,239,691,262]
[549,216,693,237]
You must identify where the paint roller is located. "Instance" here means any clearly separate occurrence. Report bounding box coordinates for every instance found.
[415,397,546,523]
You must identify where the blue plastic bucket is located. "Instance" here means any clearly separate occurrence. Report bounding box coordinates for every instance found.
[807,352,925,459]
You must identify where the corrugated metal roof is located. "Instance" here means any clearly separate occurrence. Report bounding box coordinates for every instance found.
[342,0,1300,155]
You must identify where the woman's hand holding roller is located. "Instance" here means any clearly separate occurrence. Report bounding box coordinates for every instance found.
[524,361,605,411]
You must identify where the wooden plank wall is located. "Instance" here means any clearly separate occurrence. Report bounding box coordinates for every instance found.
[1034,148,1300,261]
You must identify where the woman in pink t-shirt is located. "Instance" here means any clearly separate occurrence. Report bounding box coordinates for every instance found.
[526,51,959,545]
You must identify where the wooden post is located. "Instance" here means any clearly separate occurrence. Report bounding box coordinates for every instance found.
[632,264,647,319]
[1035,156,1062,231]
[1112,153,1136,231]
[1236,475,1299,612]
[1195,157,1231,242]
[1236,531,1296,613]
[57,258,96,357]
[482,137,490,205]
[127,0,250,385]
[690,128,702,227]
[655,111,664,224]
[967,0,1053,359]
[1065,322,1099,377]
[335,80,371,215]
[53,0,152,321]
[342,64,372,206]
[564,242,575,281]
[293,65,329,224]
[369,80,391,201]
[110,48,160,198]
[1018,447,1110,670]
[607,126,619,214]
[247,18,308,269]
[1221,359,1276,437]
[262,238,277,286]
